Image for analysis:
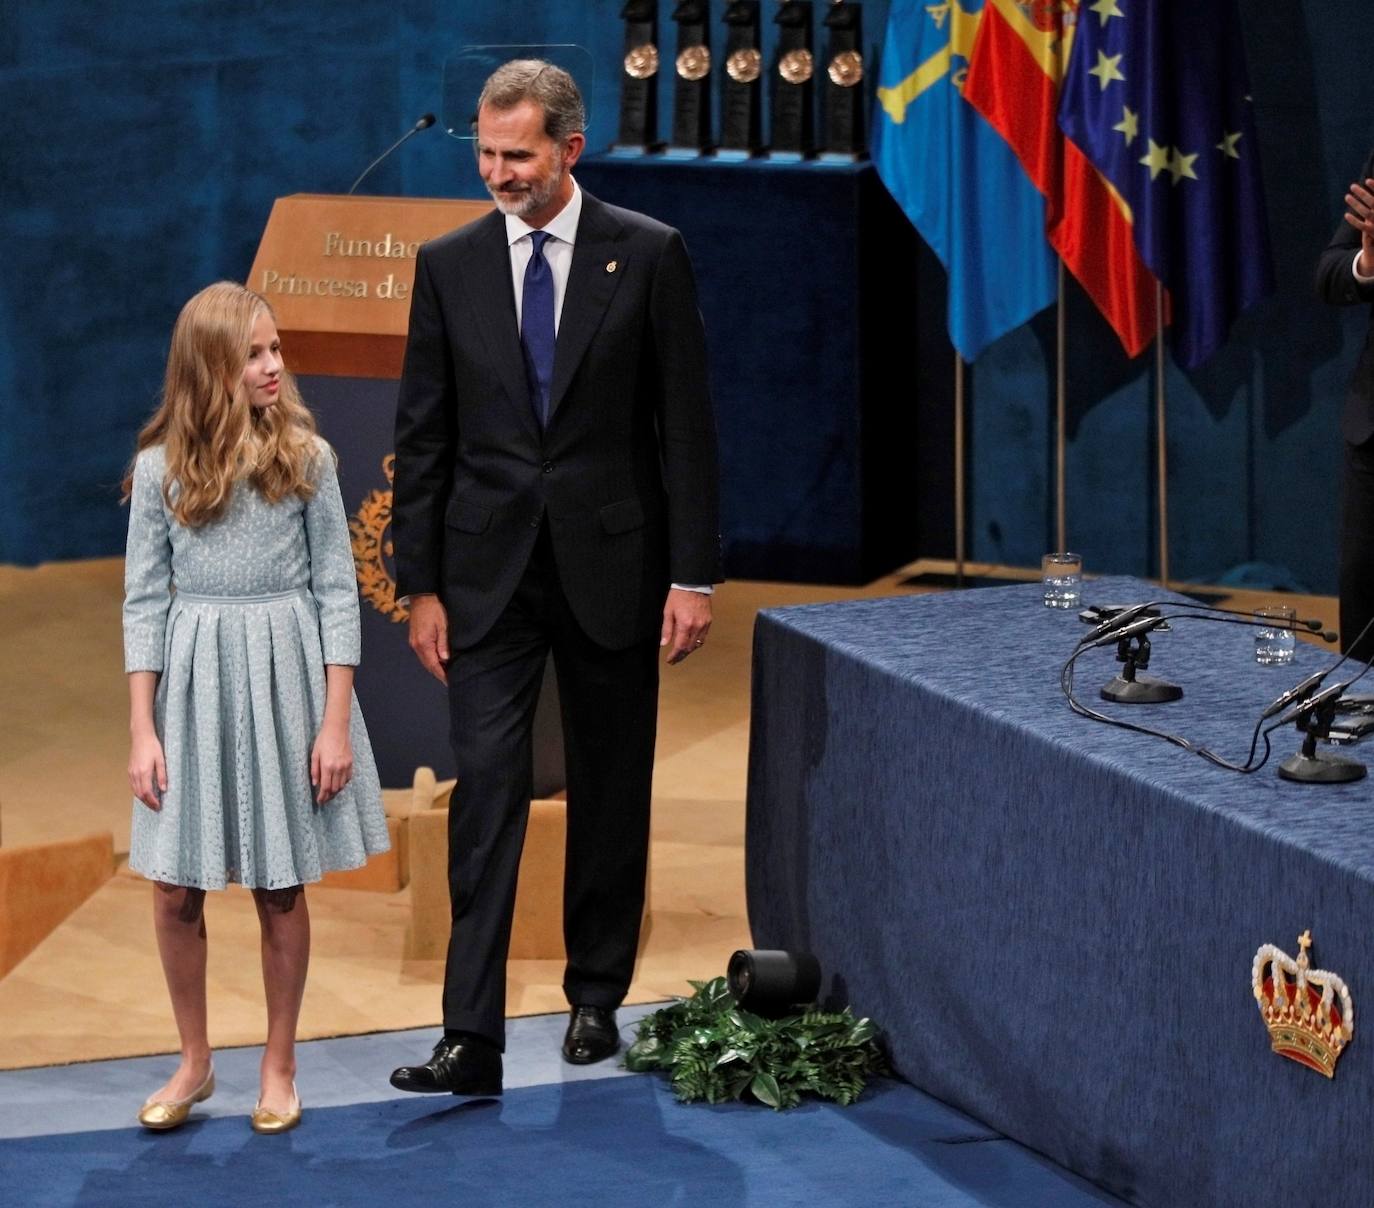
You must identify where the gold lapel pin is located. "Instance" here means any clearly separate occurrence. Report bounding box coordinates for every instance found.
[606,260,618,273]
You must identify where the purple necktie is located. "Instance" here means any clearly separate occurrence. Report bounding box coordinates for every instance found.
[520,231,556,427]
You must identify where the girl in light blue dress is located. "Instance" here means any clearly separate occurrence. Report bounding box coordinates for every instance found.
[122,281,389,1134]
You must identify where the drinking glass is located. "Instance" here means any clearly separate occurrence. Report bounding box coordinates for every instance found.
[1042,553,1082,609]
[1254,605,1296,666]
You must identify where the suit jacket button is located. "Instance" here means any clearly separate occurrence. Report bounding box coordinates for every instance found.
[529,515,540,528]
[541,461,554,474]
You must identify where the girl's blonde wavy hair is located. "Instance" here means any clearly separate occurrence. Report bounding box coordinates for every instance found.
[123,281,318,527]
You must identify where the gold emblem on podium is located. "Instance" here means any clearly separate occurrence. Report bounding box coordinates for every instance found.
[349,454,407,624]
[1252,930,1354,1078]
[727,47,763,83]
[624,44,661,80]
[676,44,712,81]
[828,49,863,87]
[778,48,814,85]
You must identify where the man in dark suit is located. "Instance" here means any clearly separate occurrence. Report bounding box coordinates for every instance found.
[1318,152,1374,662]
[387,61,721,1097]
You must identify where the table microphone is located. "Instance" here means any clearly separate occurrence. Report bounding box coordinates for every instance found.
[1086,613,1167,649]
[1273,681,1367,783]
[1079,603,1157,647]
[1261,669,1330,720]
[348,113,437,195]
[1080,600,1332,648]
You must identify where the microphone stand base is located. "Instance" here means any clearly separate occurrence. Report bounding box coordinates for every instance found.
[1100,675,1183,704]
[1277,750,1367,783]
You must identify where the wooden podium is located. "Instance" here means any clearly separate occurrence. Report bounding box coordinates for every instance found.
[248,193,567,801]
[248,193,491,378]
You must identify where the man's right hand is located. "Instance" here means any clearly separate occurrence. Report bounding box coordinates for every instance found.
[1344,176,1374,277]
[407,593,451,685]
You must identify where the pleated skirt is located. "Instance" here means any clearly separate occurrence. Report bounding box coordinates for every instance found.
[128,588,390,890]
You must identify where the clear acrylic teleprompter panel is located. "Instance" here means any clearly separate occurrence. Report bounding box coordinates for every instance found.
[442,45,596,141]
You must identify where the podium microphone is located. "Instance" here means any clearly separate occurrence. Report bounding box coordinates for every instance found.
[348,113,437,195]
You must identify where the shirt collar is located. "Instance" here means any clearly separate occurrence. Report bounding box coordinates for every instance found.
[505,178,582,248]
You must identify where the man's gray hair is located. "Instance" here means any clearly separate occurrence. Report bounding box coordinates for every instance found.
[477,60,586,142]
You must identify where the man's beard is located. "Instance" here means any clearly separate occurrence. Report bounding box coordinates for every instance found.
[487,156,565,218]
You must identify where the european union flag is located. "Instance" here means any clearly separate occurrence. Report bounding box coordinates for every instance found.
[873,0,1056,362]
[1057,0,1274,369]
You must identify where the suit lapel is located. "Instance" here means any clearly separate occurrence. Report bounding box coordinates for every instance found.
[549,194,627,422]
[456,211,539,436]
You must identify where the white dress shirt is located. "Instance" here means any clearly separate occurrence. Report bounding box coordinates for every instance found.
[505,180,583,335]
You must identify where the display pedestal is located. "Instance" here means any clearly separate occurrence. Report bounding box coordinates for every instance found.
[576,157,949,582]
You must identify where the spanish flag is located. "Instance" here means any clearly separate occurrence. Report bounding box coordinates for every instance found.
[963,0,1161,358]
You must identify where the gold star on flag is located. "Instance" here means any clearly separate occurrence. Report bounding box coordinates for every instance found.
[1167,147,1199,184]
[1113,105,1139,146]
[1216,131,1242,159]
[1088,50,1125,91]
[1139,138,1171,181]
[1089,0,1125,24]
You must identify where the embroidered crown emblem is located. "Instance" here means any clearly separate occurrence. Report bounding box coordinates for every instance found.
[1252,930,1354,1078]
[349,454,407,624]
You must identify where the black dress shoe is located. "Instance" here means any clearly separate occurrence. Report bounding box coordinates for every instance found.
[390,1036,503,1096]
[561,1005,619,1065]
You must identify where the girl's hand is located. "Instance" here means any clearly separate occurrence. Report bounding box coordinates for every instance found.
[129,730,168,810]
[311,721,353,805]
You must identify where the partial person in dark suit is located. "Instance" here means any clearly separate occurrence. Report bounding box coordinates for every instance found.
[1317,150,1374,662]
[387,61,721,1097]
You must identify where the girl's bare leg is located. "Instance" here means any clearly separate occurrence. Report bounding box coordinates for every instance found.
[149,883,213,1098]
[252,885,309,1112]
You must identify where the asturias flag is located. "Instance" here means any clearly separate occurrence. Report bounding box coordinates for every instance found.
[963,0,1160,359]
[1057,0,1274,369]
[873,0,1057,362]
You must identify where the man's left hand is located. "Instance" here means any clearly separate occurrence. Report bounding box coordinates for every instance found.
[661,588,713,665]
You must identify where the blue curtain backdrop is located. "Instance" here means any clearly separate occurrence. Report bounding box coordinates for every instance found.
[0,1,1370,593]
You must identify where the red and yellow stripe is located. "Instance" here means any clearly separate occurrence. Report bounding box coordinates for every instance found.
[964,0,1163,357]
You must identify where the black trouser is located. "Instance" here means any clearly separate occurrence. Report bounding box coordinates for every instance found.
[1341,437,1374,662]
[441,524,660,1048]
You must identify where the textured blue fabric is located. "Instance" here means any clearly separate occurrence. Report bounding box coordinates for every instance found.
[520,230,556,428]
[746,577,1374,1208]
[0,1073,1122,1208]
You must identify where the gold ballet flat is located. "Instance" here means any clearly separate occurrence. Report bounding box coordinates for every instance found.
[137,1067,215,1131]
[250,1083,301,1135]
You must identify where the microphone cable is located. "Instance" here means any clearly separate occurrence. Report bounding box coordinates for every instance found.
[1061,608,1374,774]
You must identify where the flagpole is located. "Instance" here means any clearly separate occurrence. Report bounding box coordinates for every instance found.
[1154,281,1170,589]
[954,350,966,588]
[1056,261,1067,555]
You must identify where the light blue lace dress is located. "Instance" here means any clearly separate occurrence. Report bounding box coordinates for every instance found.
[123,438,390,890]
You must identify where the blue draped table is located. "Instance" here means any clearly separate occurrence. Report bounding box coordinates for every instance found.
[745,577,1374,1207]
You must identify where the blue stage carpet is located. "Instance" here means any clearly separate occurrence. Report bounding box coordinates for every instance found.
[1,1013,1122,1207]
